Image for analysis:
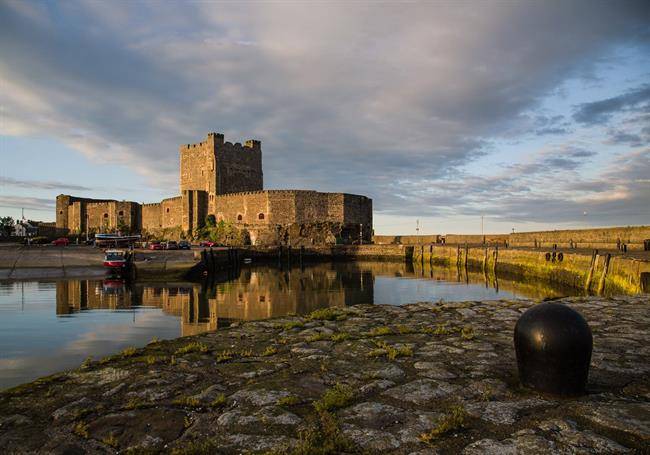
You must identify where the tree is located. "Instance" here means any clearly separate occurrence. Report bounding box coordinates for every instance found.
[0,217,14,237]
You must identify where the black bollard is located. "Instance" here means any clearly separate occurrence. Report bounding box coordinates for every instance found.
[514,303,592,396]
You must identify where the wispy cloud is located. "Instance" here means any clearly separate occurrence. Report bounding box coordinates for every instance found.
[0,195,55,211]
[0,177,92,191]
[573,83,650,125]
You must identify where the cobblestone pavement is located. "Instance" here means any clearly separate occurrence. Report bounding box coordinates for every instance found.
[0,296,648,454]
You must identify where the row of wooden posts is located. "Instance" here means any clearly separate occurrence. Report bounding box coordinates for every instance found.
[200,248,239,274]
[417,243,499,274]
[584,250,611,295]
[418,244,612,295]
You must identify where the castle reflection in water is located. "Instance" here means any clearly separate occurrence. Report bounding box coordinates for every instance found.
[55,264,374,337]
[55,261,577,338]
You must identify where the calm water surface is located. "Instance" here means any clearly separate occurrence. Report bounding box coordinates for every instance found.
[0,261,580,389]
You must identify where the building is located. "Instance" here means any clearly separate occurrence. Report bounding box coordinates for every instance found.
[56,132,372,245]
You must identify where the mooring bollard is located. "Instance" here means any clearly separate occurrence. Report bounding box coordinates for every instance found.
[514,303,592,396]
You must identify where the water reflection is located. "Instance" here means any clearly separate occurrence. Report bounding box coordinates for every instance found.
[1,261,580,389]
[53,265,375,336]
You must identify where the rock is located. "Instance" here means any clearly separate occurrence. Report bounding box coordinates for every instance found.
[228,389,291,406]
[341,423,401,450]
[413,362,457,379]
[575,401,650,441]
[465,399,548,425]
[369,364,406,381]
[382,380,460,405]
[51,397,94,421]
[340,402,407,428]
[538,419,631,453]
[463,434,556,454]
[0,414,31,428]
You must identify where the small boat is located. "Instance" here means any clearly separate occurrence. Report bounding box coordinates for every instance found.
[95,233,141,248]
[103,249,130,269]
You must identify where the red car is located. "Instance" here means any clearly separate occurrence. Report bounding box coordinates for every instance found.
[199,241,217,247]
[149,241,164,250]
[52,237,70,246]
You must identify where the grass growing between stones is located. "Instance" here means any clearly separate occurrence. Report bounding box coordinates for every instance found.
[175,342,209,356]
[418,405,468,443]
[277,395,301,406]
[72,421,89,438]
[307,307,348,321]
[102,432,119,448]
[262,346,278,356]
[367,341,413,360]
[209,393,227,408]
[367,326,393,337]
[313,383,355,412]
[173,396,201,408]
[277,411,357,455]
[460,325,476,340]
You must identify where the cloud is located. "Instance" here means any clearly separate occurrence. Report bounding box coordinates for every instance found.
[0,177,92,191]
[0,195,55,211]
[1,0,649,226]
[573,83,650,125]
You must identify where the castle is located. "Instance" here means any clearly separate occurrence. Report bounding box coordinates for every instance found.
[56,132,372,245]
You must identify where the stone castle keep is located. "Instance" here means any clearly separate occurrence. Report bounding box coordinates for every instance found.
[56,132,372,245]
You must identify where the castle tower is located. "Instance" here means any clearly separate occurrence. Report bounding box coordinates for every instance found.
[179,132,263,228]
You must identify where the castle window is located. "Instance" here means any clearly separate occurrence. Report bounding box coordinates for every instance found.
[258,213,265,220]
[103,213,108,218]
[118,210,124,216]
[237,214,243,221]
[259,296,266,303]
[166,208,170,213]
[59,210,63,215]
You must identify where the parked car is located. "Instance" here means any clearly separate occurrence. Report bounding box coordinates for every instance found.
[149,241,164,250]
[178,240,191,250]
[199,240,217,247]
[165,241,179,250]
[52,237,70,246]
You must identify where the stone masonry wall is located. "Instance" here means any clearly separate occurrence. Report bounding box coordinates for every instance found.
[161,197,183,229]
[142,203,162,230]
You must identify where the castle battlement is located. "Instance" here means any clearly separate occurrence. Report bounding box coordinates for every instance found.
[56,131,372,244]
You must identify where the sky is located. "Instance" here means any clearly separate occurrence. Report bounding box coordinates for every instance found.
[0,0,648,235]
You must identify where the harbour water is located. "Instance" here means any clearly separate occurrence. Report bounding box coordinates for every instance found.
[0,261,581,389]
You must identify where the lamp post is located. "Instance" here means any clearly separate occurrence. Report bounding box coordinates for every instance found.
[359,223,363,245]
[416,219,420,245]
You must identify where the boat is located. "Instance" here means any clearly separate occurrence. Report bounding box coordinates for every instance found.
[103,249,131,269]
[94,233,141,248]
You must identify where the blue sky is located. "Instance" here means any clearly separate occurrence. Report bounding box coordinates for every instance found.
[0,0,648,235]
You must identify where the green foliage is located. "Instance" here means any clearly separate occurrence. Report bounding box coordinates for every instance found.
[173,396,201,408]
[0,216,15,237]
[73,421,89,438]
[307,307,347,321]
[286,411,357,455]
[195,220,250,246]
[313,383,354,412]
[277,395,301,406]
[205,214,217,227]
[262,346,278,357]
[368,326,393,337]
[367,341,413,360]
[175,342,209,355]
[419,405,467,442]
[210,394,227,408]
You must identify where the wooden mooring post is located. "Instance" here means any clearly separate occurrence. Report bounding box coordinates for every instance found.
[464,243,469,269]
[597,253,611,295]
[493,245,499,274]
[584,249,598,292]
[456,245,461,268]
[482,247,488,273]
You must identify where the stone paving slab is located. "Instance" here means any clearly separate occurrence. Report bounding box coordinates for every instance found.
[0,296,648,454]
